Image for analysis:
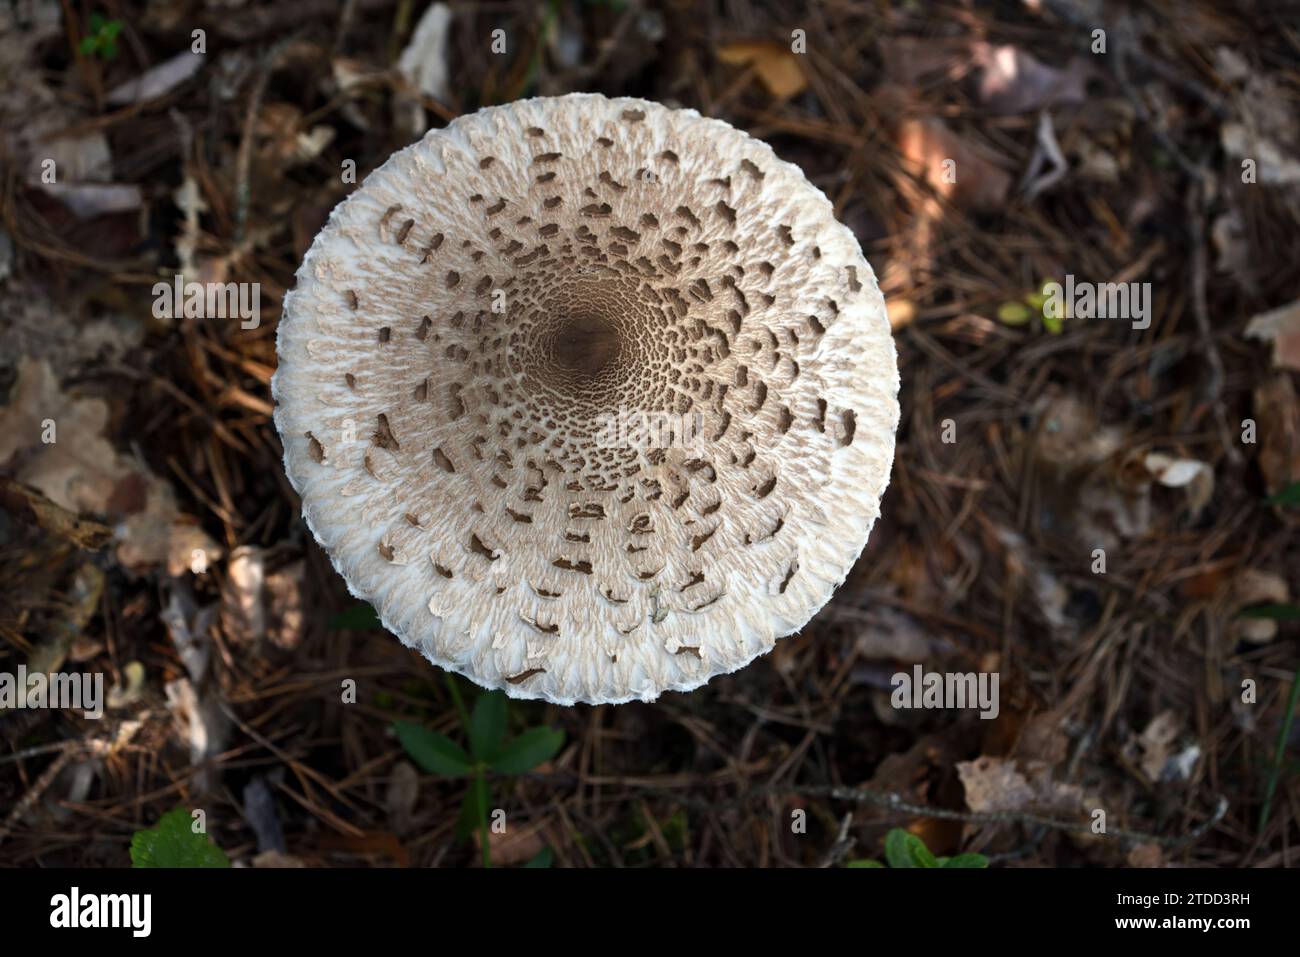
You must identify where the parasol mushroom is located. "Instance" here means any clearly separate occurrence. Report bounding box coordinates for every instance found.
[273,93,898,705]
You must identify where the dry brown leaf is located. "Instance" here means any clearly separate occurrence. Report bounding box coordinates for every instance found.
[1253,374,1300,498]
[0,476,111,550]
[959,755,1085,816]
[1245,299,1300,372]
[957,756,1035,813]
[1122,711,1181,784]
[971,42,1090,115]
[716,40,807,100]
[0,358,221,575]
[897,119,1012,212]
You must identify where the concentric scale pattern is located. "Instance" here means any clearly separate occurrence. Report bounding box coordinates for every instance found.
[274,94,898,704]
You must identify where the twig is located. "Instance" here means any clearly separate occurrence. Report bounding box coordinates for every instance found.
[235,38,298,242]
[0,718,146,846]
[1186,178,1243,464]
[0,746,75,847]
[818,811,857,867]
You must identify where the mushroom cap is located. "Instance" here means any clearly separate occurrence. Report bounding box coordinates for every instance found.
[273,93,899,705]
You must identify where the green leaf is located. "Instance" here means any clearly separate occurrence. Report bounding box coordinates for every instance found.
[329,602,381,631]
[524,846,554,868]
[845,858,885,867]
[469,691,508,761]
[883,828,938,868]
[1039,310,1064,334]
[1267,481,1300,507]
[393,721,471,776]
[78,36,98,55]
[1239,603,1300,621]
[939,853,990,868]
[488,726,564,775]
[996,301,1032,326]
[130,807,230,868]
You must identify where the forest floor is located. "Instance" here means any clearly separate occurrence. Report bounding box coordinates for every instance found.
[1,0,1298,867]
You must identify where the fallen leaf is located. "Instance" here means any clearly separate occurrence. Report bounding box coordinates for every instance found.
[717,40,808,100]
[957,755,1085,816]
[0,358,221,574]
[0,476,111,549]
[1122,711,1181,784]
[1253,375,1300,498]
[971,42,1090,115]
[1245,299,1300,372]
[897,119,1012,211]
[957,755,1034,812]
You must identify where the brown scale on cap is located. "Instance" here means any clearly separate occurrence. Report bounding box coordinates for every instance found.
[273,94,899,705]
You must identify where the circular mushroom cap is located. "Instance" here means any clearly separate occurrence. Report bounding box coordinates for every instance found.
[273,94,898,705]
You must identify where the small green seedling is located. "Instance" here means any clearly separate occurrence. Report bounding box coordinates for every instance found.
[130,807,230,868]
[997,280,1062,334]
[79,14,123,61]
[395,681,563,867]
[846,827,988,868]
